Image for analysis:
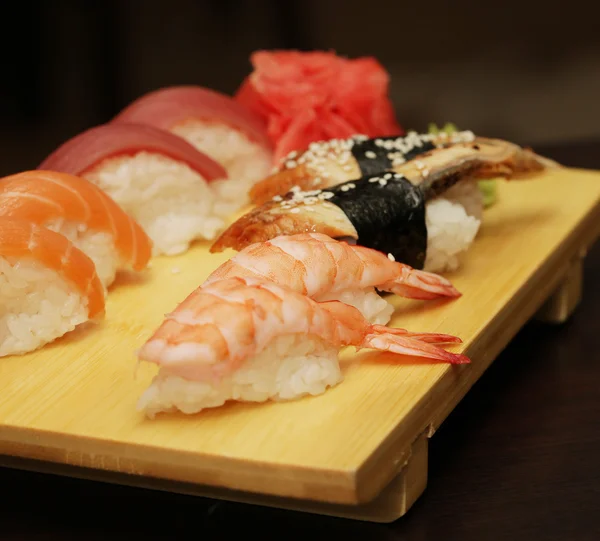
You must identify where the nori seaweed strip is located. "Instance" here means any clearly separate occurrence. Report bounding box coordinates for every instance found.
[326,173,428,269]
[351,136,436,177]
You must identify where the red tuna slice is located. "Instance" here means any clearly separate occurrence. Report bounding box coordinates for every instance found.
[111,86,272,151]
[38,122,228,181]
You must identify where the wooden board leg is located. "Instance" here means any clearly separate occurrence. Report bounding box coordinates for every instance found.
[345,429,429,523]
[0,433,429,524]
[536,256,584,324]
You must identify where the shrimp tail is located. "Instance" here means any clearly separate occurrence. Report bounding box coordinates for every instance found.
[381,267,462,299]
[360,326,470,365]
[369,325,463,344]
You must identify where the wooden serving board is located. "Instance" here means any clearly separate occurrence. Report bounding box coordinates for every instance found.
[1,168,599,523]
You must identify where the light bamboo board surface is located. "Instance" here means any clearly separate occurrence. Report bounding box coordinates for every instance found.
[0,168,599,522]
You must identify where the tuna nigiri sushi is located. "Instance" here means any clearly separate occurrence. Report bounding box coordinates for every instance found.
[0,218,105,357]
[136,276,468,417]
[112,86,274,197]
[38,123,235,256]
[0,170,153,288]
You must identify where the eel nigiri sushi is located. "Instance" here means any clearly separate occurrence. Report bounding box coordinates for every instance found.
[212,134,560,273]
[249,130,559,204]
[111,85,274,196]
[0,218,104,357]
[136,276,469,417]
[38,123,234,256]
[0,170,152,288]
[205,233,461,325]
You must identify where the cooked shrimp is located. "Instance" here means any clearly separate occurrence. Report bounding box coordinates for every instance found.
[205,233,460,324]
[137,276,468,416]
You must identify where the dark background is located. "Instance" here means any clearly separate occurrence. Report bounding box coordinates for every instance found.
[1,0,599,177]
[0,3,599,538]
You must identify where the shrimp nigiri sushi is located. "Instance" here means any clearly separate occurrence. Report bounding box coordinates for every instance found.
[0,218,104,357]
[205,233,461,325]
[0,170,152,288]
[136,276,468,417]
[112,85,274,197]
[212,134,560,273]
[38,123,234,256]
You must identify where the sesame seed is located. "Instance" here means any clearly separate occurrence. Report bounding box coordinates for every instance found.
[378,179,388,186]
[393,173,404,179]
[341,185,350,192]
[383,173,392,180]
[374,138,384,147]
[347,183,356,189]
[368,177,380,183]
[272,195,283,202]
[290,207,300,214]
[291,185,301,193]
[286,160,297,169]
[365,150,377,159]
[387,253,395,262]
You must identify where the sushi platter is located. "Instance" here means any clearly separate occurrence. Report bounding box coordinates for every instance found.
[0,166,598,522]
[1,50,600,523]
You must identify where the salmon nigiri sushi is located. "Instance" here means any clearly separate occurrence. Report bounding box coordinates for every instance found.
[0,170,153,288]
[38,123,235,256]
[0,218,105,357]
[112,86,274,195]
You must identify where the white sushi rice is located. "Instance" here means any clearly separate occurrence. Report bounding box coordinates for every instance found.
[173,120,273,204]
[442,179,485,221]
[137,335,342,417]
[84,152,230,256]
[44,219,118,289]
[0,256,89,357]
[423,180,483,273]
[316,288,394,325]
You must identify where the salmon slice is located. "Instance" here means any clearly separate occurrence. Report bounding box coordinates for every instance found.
[0,218,105,318]
[0,170,153,277]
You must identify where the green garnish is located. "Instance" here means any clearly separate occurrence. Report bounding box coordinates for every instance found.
[428,122,459,135]
[427,122,498,207]
[478,179,498,207]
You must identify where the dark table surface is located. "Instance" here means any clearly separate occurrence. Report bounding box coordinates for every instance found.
[1,140,599,541]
